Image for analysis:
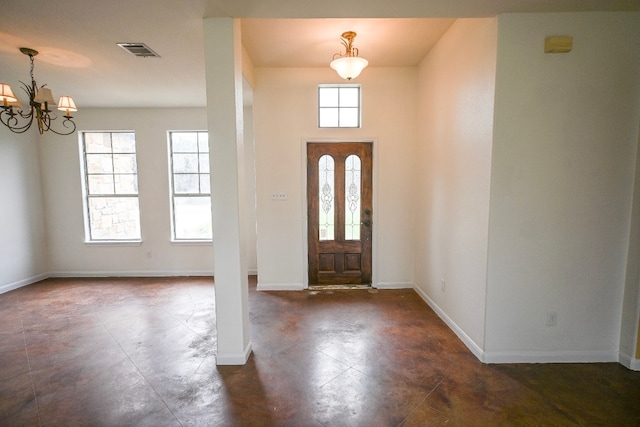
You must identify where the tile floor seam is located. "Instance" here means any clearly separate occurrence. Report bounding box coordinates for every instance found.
[19,312,42,427]
[163,305,209,339]
[397,376,445,427]
[96,314,185,427]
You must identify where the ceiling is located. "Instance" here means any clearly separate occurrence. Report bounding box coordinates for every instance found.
[1,0,638,108]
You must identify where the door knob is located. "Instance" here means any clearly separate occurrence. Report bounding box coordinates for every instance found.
[364,209,371,215]
[362,220,371,227]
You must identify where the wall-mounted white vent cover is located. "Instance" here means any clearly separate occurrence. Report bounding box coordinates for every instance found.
[116,43,160,58]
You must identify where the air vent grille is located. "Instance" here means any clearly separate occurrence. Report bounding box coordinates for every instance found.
[117,43,160,58]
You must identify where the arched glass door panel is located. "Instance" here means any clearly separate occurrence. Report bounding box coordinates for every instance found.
[318,154,335,241]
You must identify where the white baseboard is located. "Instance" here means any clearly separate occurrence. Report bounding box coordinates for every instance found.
[619,351,640,371]
[49,270,215,278]
[376,281,414,289]
[412,284,625,365]
[257,282,304,291]
[0,273,49,294]
[216,341,252,365]
[412,285,485,362]
[485,349,619,364]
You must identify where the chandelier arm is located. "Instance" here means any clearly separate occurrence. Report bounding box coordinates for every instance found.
[0,108,36,133]
[45,117,77,136]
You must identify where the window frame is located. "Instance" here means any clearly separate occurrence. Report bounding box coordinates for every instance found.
[318,84,362,128]
[79,131,142,243]
[167,131,213,242]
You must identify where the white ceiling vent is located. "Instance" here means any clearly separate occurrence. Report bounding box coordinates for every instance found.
[117,43,160,58]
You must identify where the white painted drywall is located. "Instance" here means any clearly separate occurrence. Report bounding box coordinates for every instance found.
[620,119,640,366]
[244,105,258,274]
[0,127,48,291]
[414,18,497,350]
[486,13,640,361]
[204,18,251,364]
[253,67,418,288]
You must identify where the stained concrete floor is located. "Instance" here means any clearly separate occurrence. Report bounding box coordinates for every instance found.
[1,276,639,426]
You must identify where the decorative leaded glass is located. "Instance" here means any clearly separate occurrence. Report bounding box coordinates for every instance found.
[345,154,361,240]
[319,155,335,241]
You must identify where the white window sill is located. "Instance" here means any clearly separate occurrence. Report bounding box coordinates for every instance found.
[171,240,213,246]
[84,240,143,247]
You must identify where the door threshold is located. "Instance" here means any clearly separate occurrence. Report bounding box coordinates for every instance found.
[308,284,373,290]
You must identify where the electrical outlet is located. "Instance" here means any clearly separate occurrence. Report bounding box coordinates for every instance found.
[546,311,557,326]
[271,192,287,201]
[441,278,446,292]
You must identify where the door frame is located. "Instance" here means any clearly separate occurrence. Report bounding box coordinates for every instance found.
[300,138,379,289]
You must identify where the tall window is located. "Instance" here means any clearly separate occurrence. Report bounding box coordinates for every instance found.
[318,84,361,128]
[81,132,141,241]
[169,131,212,241]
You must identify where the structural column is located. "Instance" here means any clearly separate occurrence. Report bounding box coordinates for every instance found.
[203,18,251,365]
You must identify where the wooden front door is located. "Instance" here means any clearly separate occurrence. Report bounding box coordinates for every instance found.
[307,142,373,286]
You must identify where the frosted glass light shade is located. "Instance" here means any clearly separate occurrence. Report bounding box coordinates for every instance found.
[330,56,368,80]
[0,83,17,102]
[57,96,78,112]
[34,87,56,104]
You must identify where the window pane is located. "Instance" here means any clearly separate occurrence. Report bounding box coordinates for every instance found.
[174,197,212,239]
[88,174,114,195]
[82,132,140,242]
[84,133,112,153]
[319,108,339,128]
[114,174,138,194]
[340,87,360,107]
[174,174,200,194]
[198,134,209,153]
[85,154,113,174]
[319,155,335,241]
[339,107,359,128]
[88,197,141,240]
[318,85,361,128]
[345,155,361,240]
[171,132,199,152]
[111,133,136,153]
[319,87,339,107]
[113,154,137,174]
[173,153,199,173]
[169,131,211,240]
[200,174,211,194]
[199,154,210,173]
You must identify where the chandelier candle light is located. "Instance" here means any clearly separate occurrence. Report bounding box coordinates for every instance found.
[330,31,368,80]
[0,48,78,135]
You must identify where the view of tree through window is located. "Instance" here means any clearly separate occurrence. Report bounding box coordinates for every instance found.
[81,132,141,241]
[169,131,212,240]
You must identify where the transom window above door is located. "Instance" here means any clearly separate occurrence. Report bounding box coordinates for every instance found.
[318,84,361,128]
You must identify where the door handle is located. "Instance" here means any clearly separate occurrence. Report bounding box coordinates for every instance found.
[364,209,371,216]
[361,220,371,227]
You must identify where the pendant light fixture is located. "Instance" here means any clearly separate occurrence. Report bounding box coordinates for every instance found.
[330,31,368,80]
[0,48,78,135]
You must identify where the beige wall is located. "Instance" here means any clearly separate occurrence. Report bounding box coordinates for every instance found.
[39,108,219,276]
[253,67,418,289]
[414,18,497,354]
[486,13,640,362]
[0,126,48,292]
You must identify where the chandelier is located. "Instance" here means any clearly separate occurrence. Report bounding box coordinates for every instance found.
[0,48,78,135]
[330,31,368,80]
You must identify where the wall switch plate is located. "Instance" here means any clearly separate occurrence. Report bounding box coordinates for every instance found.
[271,192,287,201]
